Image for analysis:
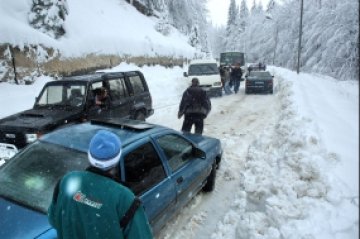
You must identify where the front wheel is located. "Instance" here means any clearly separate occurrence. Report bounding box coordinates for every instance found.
[202,163,217,192]
[134,111,146,121]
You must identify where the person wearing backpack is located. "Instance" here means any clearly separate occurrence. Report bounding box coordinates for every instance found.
[48,130,153,239]
[178,78,211,135]
[230,62,243,94]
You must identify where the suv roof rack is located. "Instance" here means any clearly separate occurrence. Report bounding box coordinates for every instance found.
[90,118,155,130]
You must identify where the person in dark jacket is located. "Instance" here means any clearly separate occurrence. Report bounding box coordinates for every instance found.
[178,78,211,134]
[230,62,243,93]
[48,130,153,239]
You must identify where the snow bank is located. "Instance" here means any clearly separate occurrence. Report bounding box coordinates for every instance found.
[211,70,358,239]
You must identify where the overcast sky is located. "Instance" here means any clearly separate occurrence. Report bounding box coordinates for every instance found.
[207,0,271,26]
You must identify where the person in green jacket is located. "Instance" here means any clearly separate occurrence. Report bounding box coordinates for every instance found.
[48,130,153,239]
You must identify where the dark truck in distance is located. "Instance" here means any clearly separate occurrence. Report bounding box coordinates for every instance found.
[0,71,154,159]
[219,52,247,81]
[219,52,245,68]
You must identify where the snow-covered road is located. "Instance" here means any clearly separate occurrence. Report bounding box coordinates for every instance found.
[140,65,358,239]
[0,64,357,239]
[147,70,283,238]
[161,92,281,239]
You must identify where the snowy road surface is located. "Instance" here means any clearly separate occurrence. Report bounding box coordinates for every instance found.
[148,71,283,238]
[141,65,358,239]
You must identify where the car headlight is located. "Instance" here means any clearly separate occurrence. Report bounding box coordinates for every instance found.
[25,133,38,143]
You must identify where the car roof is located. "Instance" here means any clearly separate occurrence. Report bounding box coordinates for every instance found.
[40,119,169,153]
[48,71,142,84]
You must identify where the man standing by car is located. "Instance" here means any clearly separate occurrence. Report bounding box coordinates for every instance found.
[231,62,243,94]
[48,130,153,239]
[178,78,211,135]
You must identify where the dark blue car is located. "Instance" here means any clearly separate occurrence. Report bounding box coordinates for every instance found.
[245,70,274,94]
[0,118,222,238]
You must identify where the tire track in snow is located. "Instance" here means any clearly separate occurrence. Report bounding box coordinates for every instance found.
[157,81,282,239]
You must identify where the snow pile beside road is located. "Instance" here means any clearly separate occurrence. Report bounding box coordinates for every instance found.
[211,75,358,238]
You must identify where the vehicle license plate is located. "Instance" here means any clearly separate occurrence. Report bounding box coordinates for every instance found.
[255,81,264,85]
[0,143,18,161]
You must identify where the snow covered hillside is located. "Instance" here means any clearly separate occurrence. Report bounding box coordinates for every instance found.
[0,64,358,239]
[0,0,195,58]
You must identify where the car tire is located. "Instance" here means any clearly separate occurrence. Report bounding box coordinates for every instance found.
[245,88,249,94]
[203,163,216,192]
[134,111,146,121]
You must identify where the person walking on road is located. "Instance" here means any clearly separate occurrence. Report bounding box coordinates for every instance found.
[178,78,211,135]
[231,62,243,94]
[48,130,153,239]
[223,66,233,95]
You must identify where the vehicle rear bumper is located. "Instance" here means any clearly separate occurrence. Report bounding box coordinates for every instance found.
[246,84,272,92]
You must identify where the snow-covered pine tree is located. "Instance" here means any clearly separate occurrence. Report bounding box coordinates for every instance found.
[28,0,68,39]
[225,0,238,51]
[154,0,171,36]
[238,0,249,52]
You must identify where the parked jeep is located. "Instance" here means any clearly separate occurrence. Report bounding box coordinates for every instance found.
[0,71,154,159]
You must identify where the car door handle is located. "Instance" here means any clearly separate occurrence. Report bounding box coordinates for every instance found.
[176,177,184,184]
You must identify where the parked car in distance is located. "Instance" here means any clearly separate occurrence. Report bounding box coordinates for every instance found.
[0,71,154,160]
[183,59,222,97]
[245,71,274,94]
[0,118,222,238]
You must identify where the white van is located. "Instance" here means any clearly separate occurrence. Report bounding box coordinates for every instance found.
[183,59,222,97]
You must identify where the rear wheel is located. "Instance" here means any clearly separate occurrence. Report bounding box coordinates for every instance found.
[203,163,216,192]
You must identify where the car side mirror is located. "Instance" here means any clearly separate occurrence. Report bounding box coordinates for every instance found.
[193,147,206,159]
[183,72,188,77]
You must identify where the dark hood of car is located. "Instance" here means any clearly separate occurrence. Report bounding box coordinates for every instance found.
[0,108,82,131]
[0,197,53,239]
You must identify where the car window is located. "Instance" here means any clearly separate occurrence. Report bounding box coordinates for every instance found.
[37,84,87,107]
[124,142,166,195]
[156,134,193,172]
[66,86,86,107]
[108,78,128,100]
[189,64,218,75]
[129,75,145,95]
[37,85,63,105]
[252,72,271,77]
[0,141,88,213]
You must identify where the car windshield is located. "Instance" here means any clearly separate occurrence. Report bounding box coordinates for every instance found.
[188,64,219,76]
[35,83,87,108]
[0,141,89,213]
